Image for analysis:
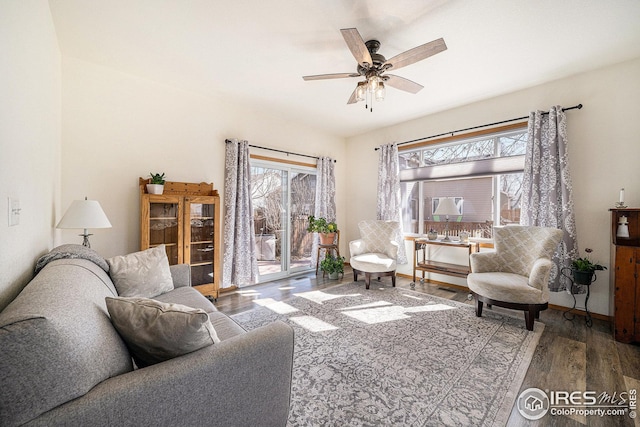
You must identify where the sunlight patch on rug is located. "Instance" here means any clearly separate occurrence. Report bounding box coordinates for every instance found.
[340,302,457,324]
[406,303,457,313]
[253,298,299,314]
[289,315,339,332]
[337,300,392,311]
[294,290,361,304]
[341,305,411,324]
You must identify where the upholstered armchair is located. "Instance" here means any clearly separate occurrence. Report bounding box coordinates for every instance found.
[349,220,400,289]
[467,225,563,330]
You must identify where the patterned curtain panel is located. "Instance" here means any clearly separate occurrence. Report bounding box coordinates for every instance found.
[521,106,579,292]
[311,156,336,267]
[222,139,259,288]
[376,143,407,264]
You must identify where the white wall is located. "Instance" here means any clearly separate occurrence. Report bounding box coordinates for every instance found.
[346,57,640,316]
[0,0,61,311]
[60,57,346,259]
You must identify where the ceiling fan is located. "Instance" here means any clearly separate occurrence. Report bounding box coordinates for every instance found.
[303,28,447,111]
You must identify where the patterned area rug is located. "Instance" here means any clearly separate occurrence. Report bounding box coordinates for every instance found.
[231,282,543,426]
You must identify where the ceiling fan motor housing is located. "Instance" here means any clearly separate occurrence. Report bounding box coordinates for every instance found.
[357,40,386,75]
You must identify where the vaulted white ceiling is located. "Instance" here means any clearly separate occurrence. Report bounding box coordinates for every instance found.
[48,0,640,138]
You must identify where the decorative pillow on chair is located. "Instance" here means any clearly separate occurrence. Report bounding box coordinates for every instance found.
[358,220,399,255]
[107,245,174,298]
[105,296,220,368]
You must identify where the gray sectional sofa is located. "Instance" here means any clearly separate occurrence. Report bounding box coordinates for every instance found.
[0,246,294,426]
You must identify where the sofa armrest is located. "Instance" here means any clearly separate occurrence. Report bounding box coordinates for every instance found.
[27,320,294,427]
[170,264,191,288]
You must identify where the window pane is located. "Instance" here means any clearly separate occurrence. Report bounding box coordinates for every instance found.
[499,173,523,225]
[400,181,419,233]
[399,152,421,170]
[422,139,494,166]
[499,132,527,156]
[422,177,493,238]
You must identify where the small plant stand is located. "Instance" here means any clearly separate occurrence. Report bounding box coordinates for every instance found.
[315,231,340,275]
[560,267,594,327]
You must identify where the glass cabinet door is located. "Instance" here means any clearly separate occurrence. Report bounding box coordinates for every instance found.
[147,198,181,265]
[186,197,216,287]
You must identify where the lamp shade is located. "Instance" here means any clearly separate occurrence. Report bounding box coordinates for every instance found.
[434,197,459,216]
[57,199,112,230]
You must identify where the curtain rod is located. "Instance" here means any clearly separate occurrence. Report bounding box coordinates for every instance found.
[225,139,336,162]
[375,103,583,150]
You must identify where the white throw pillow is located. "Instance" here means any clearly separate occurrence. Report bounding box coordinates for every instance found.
[106,296,220,368]
[107,245,174,298]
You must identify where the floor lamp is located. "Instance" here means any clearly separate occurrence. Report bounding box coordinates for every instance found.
[56,197,112,248]
[434,197,459,242]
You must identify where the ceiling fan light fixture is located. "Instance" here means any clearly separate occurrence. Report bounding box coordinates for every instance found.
[356,81,367,101]
[375,82,385,101]
[368,75,380,93]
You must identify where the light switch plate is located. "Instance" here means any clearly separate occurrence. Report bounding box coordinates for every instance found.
[8,197,20,226]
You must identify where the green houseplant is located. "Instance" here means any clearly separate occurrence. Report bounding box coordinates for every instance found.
[147,172,166,195]
[320,254,345,279]
[307,215,338,245]
[570,248,607,285]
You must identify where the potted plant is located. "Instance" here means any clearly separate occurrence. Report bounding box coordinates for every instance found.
[307,215,338,245]
[147,172,166,195]
[569,248,607,285]
[320,254,345,279]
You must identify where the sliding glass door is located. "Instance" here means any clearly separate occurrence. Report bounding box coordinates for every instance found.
[251,160,316,281]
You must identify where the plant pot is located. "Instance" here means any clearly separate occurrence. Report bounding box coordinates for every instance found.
[572,269,594,286]
[146,184,164,195]
[319,232,336,245]
[328,271,339,280]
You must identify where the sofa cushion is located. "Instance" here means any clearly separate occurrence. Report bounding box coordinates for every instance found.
[107,245,174,298]
[106,297,220,368]
[0,259,133,426]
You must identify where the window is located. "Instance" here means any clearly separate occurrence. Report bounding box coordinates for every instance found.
[399,126,526,238]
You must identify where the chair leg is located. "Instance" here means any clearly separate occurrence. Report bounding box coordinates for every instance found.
[475,299,483,317]
[524,306,536,331]
[391,274,396,287]
[353,270,358,282]
[365,274,371,290]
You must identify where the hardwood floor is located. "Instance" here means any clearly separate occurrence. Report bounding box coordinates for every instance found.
[214,266,640,426]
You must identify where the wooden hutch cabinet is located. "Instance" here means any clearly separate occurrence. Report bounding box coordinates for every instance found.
[140,178,221,301]
[610,208,640,343]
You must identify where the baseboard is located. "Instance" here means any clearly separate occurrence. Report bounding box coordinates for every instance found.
[396,272,612,322]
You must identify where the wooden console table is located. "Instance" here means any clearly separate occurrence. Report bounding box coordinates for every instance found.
[411,238,479,288]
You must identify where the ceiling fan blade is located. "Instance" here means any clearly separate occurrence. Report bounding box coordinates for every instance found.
[347,88,358,104]
[385,74,424,94]
[303,73,359,81]
[340,28,373,68]
[384,38,447,71]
